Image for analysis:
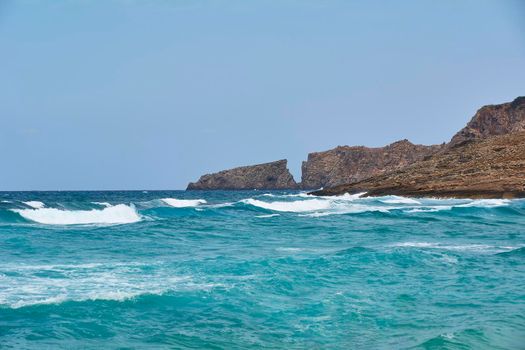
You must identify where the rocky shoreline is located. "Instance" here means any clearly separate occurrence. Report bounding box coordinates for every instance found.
[311,131,525,198]
[187,97,525,198]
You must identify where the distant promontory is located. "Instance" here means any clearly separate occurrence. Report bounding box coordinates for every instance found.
[187,160,298,190]
[187,97,525,198]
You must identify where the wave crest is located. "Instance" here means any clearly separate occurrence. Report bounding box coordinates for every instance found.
[242,198,332,212]
[161,198,207,208]
[12,204,141,225]
[23,201,45,209]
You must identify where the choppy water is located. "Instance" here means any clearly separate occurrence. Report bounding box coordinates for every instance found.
[0,190,524,349]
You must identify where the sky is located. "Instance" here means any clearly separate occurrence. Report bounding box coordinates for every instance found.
[0,0,524,190]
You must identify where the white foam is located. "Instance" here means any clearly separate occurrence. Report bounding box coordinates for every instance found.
[243,198,332,212]
[406,206,452,213]
[161,198,207,208]
[391,241,518,253]
[238,195,516,217]
[276,247,303,252]
[302,204,391,217]
[23,201,45,209]
[457,199,510,208]
[0,262,222,309]
[380,196,421,205]
[92,202,112,207]
[208,202,235,208]
[404,198,510,213]
[12,204,141,225]
[1,200,12,203]
[336,192,367,200]
[262,192,312,198]
[255,214,280,218]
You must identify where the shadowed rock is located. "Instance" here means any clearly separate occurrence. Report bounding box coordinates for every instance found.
[187,160,298,190]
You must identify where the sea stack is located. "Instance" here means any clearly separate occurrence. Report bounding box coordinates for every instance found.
[187,159,299,190]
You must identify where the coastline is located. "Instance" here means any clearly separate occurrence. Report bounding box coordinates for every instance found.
[310,131,525,199]
[187,97,525,200]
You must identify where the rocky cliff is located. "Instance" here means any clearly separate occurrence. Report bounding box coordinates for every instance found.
[449,96,525,147]
[188,97,524,195]
[301,140,443,189]
[311,131,525,199]
[187,160,298,190]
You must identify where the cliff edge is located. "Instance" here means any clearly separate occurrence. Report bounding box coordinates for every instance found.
[449,96,525,147]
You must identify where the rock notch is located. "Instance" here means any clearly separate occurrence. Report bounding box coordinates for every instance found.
[187,159,298,190]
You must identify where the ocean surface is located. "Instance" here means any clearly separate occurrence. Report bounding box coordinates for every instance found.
[0,190,524,349]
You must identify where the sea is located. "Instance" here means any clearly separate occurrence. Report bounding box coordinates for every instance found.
[0,190,524,349]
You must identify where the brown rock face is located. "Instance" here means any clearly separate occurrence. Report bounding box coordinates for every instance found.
[449,96,525,147]
[187,160,298,190]
[301,140,443,189]
[311,132,525,199]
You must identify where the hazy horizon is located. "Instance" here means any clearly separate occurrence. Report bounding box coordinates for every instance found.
[1,0,524,190]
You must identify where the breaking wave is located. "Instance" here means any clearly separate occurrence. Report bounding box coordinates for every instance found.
[255,213,281,218]
[161,198,207,208]
[12,204,141,225]
[242,198,332,212]
[458,199,510,208]
[0,193,520,225]
[23,201,45,209]
[405,199,510,213]
[380,196,421,204]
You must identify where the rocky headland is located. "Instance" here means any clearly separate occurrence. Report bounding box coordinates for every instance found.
[301,140,443,189]
[449,96,525,147]
[187,97,525,197]
[311,131,525,198]
[187,160,298,190]
[312,96,525,198]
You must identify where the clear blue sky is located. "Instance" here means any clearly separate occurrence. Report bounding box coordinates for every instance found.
[1,0,524,190]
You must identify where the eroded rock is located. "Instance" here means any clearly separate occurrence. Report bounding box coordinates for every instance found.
[311,131,525,199]
[301,140,443,189]
[187,160,298,190]
[449,96,525,147]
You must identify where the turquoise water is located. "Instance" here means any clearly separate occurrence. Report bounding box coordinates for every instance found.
[0,191,524,349]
